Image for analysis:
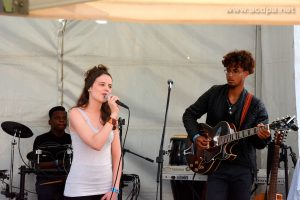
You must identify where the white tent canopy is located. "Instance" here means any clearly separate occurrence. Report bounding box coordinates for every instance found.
[1,0,300,24]
[0,3,299,199]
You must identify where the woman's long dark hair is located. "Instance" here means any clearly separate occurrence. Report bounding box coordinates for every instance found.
[76,64,112,124]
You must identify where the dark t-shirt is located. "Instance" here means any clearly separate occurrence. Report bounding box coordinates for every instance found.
[33,131,72,181]
[33,131,71,162]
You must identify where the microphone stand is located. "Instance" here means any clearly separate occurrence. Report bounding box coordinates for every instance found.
[123,149,154,163]
[119,117,125,200]
[156,80,173,200]
[119,118,154,200]
[7,130,18,199]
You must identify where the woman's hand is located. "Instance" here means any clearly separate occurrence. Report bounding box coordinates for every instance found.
[101,191,118,200]
[107,95,120,119]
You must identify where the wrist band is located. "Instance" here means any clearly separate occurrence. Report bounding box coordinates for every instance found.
[111,187,120,194]
[108,117,117,130]
[192,134,200,142]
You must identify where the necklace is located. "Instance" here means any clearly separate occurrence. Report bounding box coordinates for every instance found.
[227,99,234,115]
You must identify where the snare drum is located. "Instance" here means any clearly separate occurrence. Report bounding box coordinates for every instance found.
[26,149,54,168]
[26,144,72,170]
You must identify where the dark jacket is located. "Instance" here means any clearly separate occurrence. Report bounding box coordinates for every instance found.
[182,84,270,171]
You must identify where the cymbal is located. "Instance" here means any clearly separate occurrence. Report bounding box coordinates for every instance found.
[1,121,33,138]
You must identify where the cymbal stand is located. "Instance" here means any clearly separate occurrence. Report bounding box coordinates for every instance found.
[8,129,19,199]
[16,165,27,200]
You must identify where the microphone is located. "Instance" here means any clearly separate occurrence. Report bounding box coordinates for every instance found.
[105,94,129,109]
[168,79,173,88]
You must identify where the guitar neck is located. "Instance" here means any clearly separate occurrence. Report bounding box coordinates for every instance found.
[218,124,269,145]
[268,144,281,200]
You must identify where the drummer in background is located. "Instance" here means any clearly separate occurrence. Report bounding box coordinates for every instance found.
[32,106,71,200]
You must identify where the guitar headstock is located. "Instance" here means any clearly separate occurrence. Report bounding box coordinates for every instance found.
[273,131,285,145]
[269,116,299,132]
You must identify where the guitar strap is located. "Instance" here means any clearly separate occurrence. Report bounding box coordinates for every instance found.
[239,92,253,130]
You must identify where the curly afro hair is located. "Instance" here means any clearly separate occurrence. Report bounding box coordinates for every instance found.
[222,50,255,74]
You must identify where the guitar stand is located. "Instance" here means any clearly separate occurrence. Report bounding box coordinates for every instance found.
[279,144,296,199]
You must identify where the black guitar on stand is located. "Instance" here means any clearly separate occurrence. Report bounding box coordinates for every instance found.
[184,116,297,175]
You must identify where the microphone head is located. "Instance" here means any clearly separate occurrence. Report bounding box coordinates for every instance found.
[167,79,173,85]
[104,94,129,109]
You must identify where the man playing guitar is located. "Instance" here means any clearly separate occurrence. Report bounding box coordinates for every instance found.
[182,50,271,200]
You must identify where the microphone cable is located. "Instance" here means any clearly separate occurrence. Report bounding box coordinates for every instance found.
[110,108,130,200]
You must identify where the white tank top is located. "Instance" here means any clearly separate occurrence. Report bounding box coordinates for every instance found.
[64,108,114,197]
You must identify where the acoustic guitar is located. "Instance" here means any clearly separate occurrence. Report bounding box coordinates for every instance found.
[184,116,296,175]
[267,131,284,200]
[254,131,285,200]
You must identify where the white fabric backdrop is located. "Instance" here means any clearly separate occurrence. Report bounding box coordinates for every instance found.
[259,26,298,171]
[0,15,297,199]
[287,25,300,200]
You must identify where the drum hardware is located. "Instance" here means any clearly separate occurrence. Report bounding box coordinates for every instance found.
[66,145,72,165]
[122,174,140,200]
[0,170,11,198]
[36,149,42,164]
[39,179,64,186]
[1,121,33,200]
[27,144,73,171]
[0,170,8,180]
[18,165,28,200]
[1,121,33,138]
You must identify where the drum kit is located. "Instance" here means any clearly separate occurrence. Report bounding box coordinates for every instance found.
[0,121,72,200]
